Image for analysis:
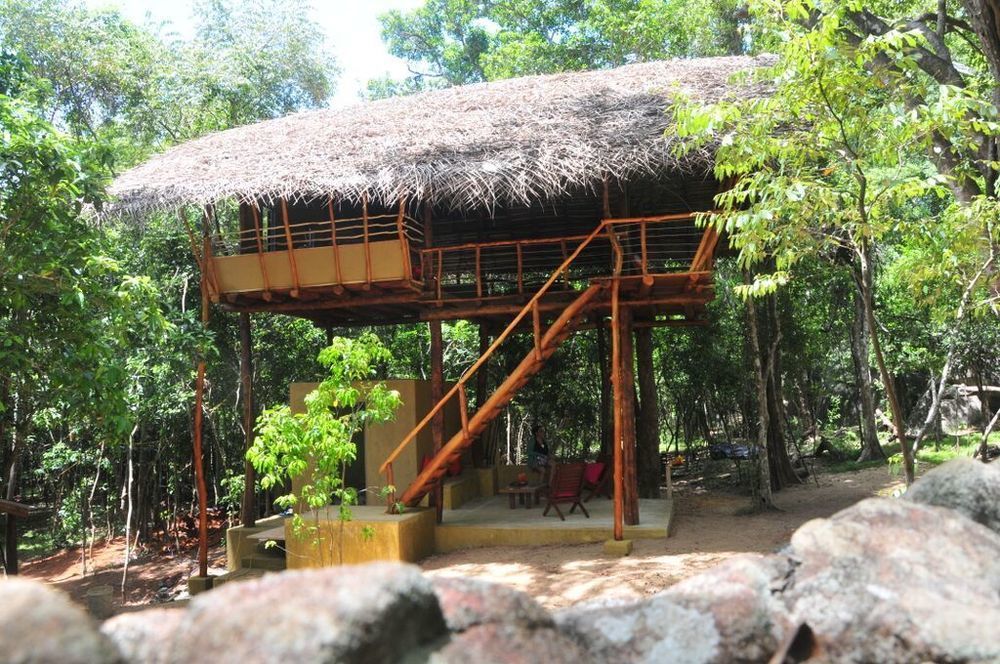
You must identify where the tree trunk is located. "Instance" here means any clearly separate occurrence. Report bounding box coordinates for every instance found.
[857,243,913,483]
[634,327,661,498]
[975,364,994,462]
[764,295,801,488]
[745,284,774,510]
[850,278,884,461]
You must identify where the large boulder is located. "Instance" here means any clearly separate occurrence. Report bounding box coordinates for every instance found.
[782,497,1000,663]
[904,457,1000,535]
[101,608,184,664]
[659,554,794,663]
[556,596,722,664]
[0,577,120,664]
[167,563,446,663]
[431,576,553,632]
[431,623,593,664]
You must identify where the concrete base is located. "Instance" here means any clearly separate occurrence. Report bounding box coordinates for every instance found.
[225,514,287,571]
[603,538,634,556]
[434,496,672,553]
[188,575,215,595]
[285,505,436,569]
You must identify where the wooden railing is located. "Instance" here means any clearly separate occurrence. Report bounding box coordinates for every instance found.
[418,216,706,304]
[378,212,702,505]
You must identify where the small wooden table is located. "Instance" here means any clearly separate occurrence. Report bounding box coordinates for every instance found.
[498,483,544,509]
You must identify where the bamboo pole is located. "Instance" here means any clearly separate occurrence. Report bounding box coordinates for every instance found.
[279,199,301,297]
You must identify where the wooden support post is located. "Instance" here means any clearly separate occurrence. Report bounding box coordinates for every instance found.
[560,239,571,288]
[516,243,524,294]
[611,279,624,541]
[436,250,444,303]
[327,198,345,294]
[279,199,301,298]
[193,216,212,579]
[362,195,372,289]
[430,320,444,524]
[619,307,639,526]
[602,176,612,219]
[395,199,412,282]
[249,203,272,301]
[475,246,482,298]
[473,322,490,467]
[239,312,256,528]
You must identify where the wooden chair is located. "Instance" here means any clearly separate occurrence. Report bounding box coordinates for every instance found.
[582,461,611,502]
[542,463,589,521]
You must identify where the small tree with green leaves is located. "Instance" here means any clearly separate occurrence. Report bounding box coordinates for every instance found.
[247,333,401,565]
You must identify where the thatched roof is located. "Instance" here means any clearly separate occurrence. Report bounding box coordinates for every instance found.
[109,54,773,216]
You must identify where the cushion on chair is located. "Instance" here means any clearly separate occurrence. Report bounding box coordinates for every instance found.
[583,462,605,485]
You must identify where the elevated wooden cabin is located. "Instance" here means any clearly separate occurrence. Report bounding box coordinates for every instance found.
[111,54,769,571]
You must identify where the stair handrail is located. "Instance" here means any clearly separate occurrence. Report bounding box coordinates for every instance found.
[378,222,614,475]
[378,211,699,476]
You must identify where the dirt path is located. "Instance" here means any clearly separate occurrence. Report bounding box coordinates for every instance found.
[421,464,903,610]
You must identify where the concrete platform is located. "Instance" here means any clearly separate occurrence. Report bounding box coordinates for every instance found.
[434,496,672,553]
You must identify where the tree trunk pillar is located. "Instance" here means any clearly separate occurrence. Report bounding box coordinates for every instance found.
[635,325,661,499]
[619,308,639,525]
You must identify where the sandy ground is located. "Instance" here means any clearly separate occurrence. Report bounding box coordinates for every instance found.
[421,463,904,610]
[16,462,903,611]
[18,525,227,609]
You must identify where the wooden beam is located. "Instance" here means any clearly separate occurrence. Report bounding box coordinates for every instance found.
[0,499,30,519]
[396,198,412,283]
[279,199,301,298]
[327,198,345,294]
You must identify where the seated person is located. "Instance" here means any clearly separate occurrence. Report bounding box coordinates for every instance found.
[527,424,550,475]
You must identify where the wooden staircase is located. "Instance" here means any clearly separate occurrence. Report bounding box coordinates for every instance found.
[378,212,709,511]
[397,283,605,507]
[379,219,622,511]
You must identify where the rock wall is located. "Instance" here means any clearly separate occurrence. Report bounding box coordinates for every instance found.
[4,458,1000,663]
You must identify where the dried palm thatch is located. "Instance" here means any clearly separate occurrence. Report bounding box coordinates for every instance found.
[109,54,773,216]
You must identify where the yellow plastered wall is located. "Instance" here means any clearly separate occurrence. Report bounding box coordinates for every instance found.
[214,241,405,294]
[288,379,461,508]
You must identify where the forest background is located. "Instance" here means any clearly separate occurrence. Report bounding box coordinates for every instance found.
[1,0,998,567]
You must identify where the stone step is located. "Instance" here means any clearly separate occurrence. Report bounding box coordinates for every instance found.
[241,550,286,571]
[213,567,269,588]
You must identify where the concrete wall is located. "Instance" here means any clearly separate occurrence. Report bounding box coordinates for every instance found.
[288,379,461,508]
